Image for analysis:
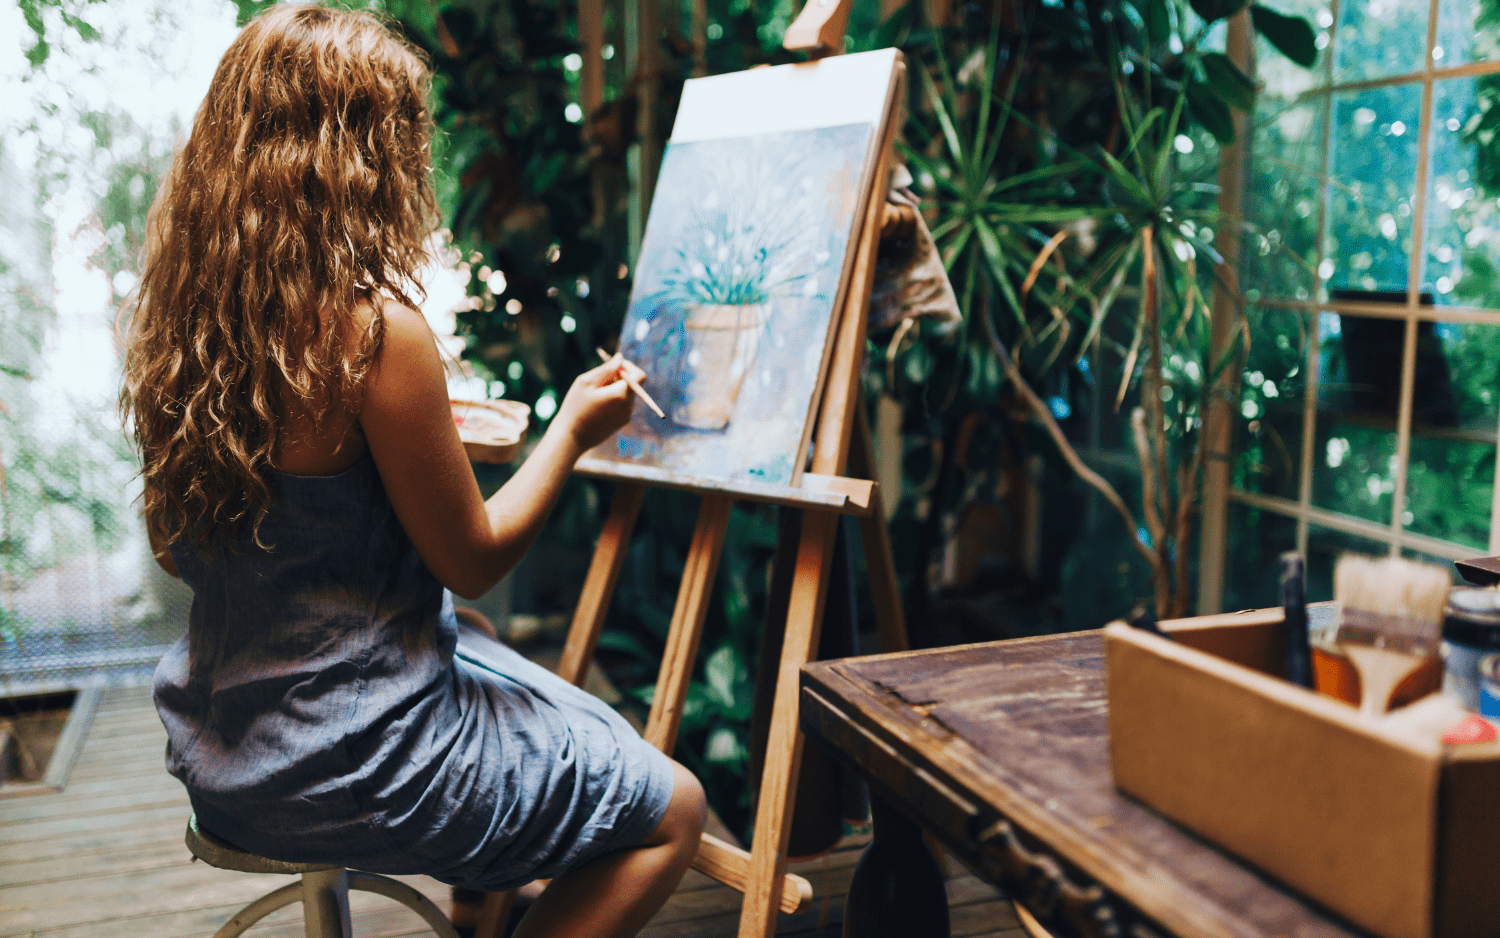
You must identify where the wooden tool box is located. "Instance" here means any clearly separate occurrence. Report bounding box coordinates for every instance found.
[1106,608,1500,938]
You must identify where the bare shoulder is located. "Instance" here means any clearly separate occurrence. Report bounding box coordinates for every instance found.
[365,298,446,399]
[361,296,459,457]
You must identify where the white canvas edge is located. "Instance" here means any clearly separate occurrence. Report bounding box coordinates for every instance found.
[784,56,901,484]
[669,47,900,143]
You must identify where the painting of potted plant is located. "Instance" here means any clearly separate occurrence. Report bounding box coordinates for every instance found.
[656,159,825,430]
[589,119,878,486]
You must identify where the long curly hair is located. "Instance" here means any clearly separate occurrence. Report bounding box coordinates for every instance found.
[121,4,437,551]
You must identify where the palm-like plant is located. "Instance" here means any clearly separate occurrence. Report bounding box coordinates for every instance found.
[889,0,1315,618]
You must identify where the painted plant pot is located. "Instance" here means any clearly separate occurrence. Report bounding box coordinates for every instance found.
[671,301,771,430]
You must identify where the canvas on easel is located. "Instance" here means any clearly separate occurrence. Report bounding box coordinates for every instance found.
[578,49,901,491]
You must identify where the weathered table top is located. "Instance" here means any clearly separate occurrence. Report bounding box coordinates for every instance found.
[800,631,1369,938]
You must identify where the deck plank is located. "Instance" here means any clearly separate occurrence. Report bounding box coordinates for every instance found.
[0,682,1029,937]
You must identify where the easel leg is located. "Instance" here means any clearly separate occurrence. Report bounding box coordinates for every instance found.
[737,509,840,938]
[850,406,909,654]
[557,481,647,687]
[645,494,734,752]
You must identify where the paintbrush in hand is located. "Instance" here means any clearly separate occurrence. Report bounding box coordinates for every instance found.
[1333,554,1451,715]
[596,347,665,418]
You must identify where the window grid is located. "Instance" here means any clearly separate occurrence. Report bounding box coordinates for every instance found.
[1227,0,1500,567]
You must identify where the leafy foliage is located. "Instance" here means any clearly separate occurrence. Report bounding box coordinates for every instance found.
[17,0,105,67]
[872,0,1315,620]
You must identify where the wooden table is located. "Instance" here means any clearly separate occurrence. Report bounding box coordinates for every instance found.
[800,631,1369,938]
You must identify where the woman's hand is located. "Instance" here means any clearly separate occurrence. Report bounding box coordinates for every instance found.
[553,355,638,454]
[362,306,648,599]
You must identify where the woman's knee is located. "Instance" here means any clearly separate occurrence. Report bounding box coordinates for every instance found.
[650,760,706,850]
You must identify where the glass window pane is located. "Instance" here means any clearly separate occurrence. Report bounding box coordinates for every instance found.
[1223,502,1298,611]
[1422,75,1500,308]
[1333,0,1429,84]
[1311,312,1399,526]
[1436,0,1500,66]
[1234,308,1309,500]
[1306,525,1390,602]
[1325,85,1423,296]
[1401,547,1467,582]
[1403,321,1499,550]
[1245,102,1324,302]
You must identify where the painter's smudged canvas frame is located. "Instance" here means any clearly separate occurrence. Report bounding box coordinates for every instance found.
[578,49,901,492]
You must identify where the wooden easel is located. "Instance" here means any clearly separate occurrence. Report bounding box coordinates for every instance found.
[475,3,906,934]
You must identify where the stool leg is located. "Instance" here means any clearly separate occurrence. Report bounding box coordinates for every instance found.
[301,869,353,938]
[347,872,462,938]
[213,883,304,938]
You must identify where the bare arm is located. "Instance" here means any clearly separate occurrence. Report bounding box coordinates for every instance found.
[360,303,633,599]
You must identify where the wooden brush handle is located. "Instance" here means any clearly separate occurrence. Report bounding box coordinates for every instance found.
[1342,645,1425,716]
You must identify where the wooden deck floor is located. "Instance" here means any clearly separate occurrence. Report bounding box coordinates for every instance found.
[0,685,1025,937]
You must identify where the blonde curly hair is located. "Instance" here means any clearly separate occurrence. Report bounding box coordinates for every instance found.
[121,4,437,550]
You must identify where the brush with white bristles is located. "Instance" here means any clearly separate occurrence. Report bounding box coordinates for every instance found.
[1334,554,1452,715]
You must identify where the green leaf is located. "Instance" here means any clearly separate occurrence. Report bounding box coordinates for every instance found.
[1189,0,1249,24]
[1154,91,1189,192]
[969,15,1007,182]
[234,0,279,26]
[903,341,935,383]
[1250,4,1318,68]
[24,38,48,68]
[1097,150,1154,205]
[1200,52,1257,113]
[705,726,748,765]
[704,645,739,710]
[940,225,974,270]
[920,67,966,168]
[596,630,659,664]
[1187,79,1236,145]
[1122,105,1167,163]
[991,159,1095,194]
[973,217,1027,326]
[872,3,915,49]
[60,11,99,42]
[1146,0,1171,43]
[986,205,1102,224]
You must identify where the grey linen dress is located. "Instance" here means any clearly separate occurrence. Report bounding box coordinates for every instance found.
[153,453,675,890]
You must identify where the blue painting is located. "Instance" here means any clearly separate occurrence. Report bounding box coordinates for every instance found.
[586,122,875,487]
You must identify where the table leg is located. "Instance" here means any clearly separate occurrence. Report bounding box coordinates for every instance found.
[843,793,949,938]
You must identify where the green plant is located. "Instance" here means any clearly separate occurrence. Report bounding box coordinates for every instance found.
[877,0,1316,620]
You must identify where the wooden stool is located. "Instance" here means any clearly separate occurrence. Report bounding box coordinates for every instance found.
[184,815,460,938]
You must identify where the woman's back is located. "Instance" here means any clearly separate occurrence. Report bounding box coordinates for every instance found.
[154,453,460,854]
[154,451,679,893]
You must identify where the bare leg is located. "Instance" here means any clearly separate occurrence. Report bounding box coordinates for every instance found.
[511,760,706,938]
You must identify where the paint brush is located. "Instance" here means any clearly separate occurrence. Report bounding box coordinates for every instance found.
[1280,552,1314,689]
[1333,554,1451,715]
[596,347,665,419]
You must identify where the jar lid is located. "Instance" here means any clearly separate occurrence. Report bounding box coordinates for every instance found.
[1445,588,1500,648]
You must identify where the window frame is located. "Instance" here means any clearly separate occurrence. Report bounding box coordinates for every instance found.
[1208,0,1500,610]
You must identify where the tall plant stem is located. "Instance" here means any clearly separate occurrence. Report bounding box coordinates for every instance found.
[983,305,1159,574]
[1131,408,1173,617]
[1172,442,1204,618]
[1140,227,1170,539]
